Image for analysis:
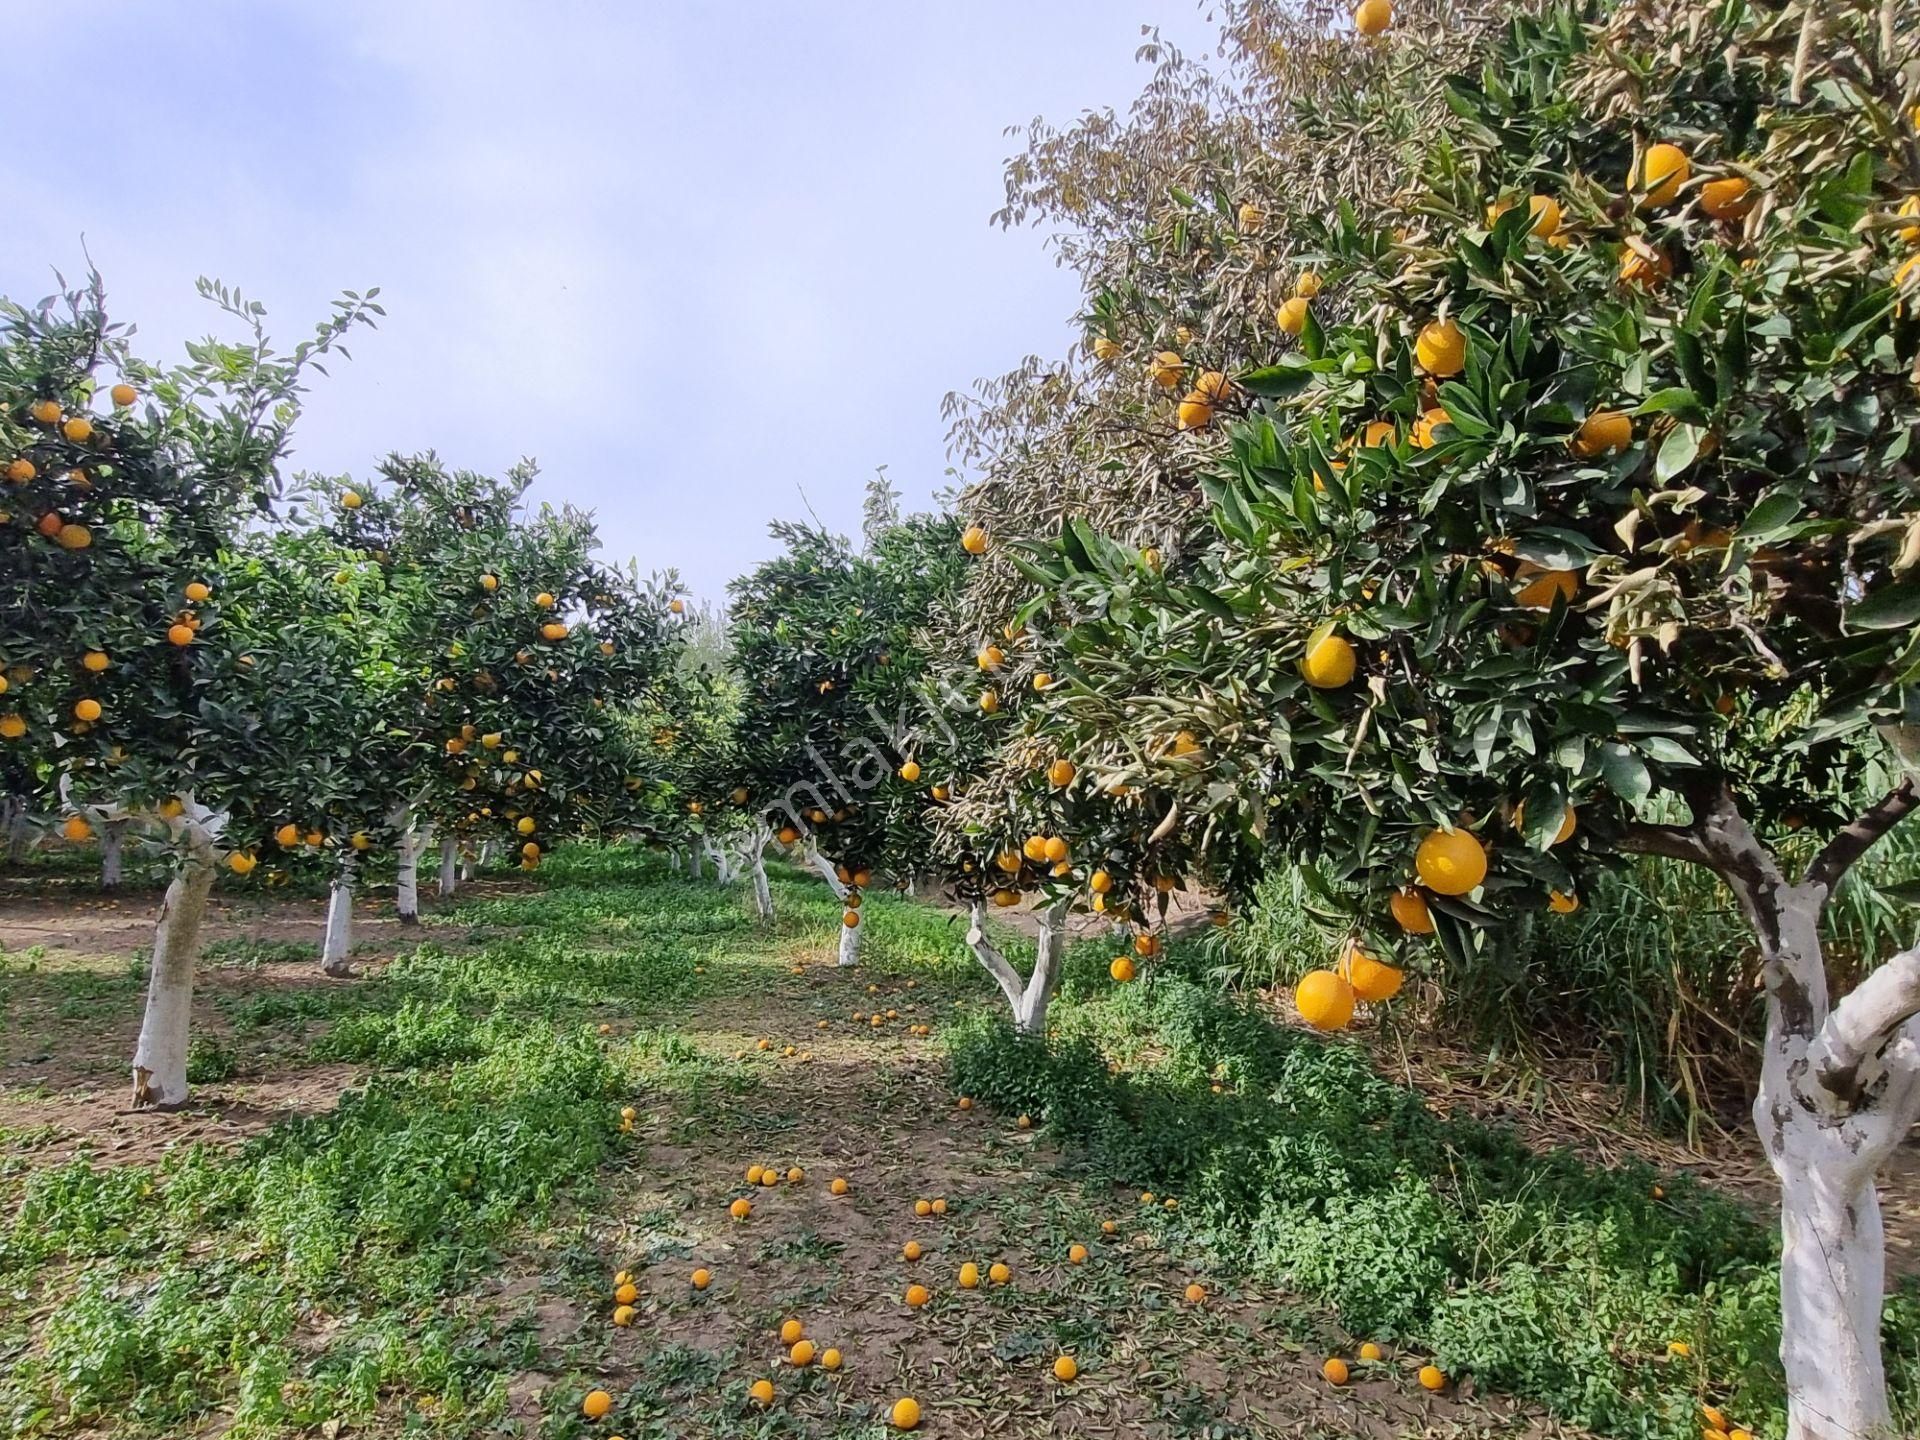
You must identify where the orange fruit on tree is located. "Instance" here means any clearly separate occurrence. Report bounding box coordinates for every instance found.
[1109,956,1136,983]
[1134,933,1160,957]
[1549,889,1580,914]
[1412,407,1450,447]
[1633,142,1690,207]
[62,814,93,842]
[1353,0,1392,34]
[1301,633,1356,688]
[960,525,989,555]
[1176,392,1213,430]
[1276,296,1310,335]
[1092,335,1121,362]
[582,1389,613,1418]
[890,1397,921,1430]
[534,591,555,609]
[1619,244,1672,288]
[36,511,64,538]
[340,489,363,510]
[56,523,91,549]
[899,759,921,782]
[1047,758,1076,787]
[62,416,93,443]
[541,622,569,641]
[0,715,25,739]
[6,458,36,483]
[1322,1358,1350,1385]
[110,383,137,407]
[1513,563,1578,610]
[1415,828,1487,894]
[1414,319,1465,376]
[228,851,257,875]
[82,650,109,673]
[1573,410,1633,457]
[1149,351,1185,388]
[1294,969,1357,1031]
[1390,888,1435,934]
[1338,946,1404,1003]
[1700,175,1753,219]
[1525,195,1561,238]
[1089,869,1113,894]
[30,398,62,424]
[843,909,860,928]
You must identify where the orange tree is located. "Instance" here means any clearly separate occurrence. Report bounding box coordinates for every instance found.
[320,454,686,897]
[723,515,966,958]
[998,0,1920,1433]
[0,269,378,1106]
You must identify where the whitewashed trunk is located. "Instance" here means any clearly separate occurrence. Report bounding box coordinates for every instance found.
[6,797,33,860]
[838,914,862,967]
[100,820,126,888]
[394,815,426,925]
[130,828,218,1108]
[667,848,682,874]
[321,860,356,977]
[966,898,1068,1037]
[689,844,705,881]
[438,836,458,897]
[1772,1125,1891,1440]
[745,824,774,921]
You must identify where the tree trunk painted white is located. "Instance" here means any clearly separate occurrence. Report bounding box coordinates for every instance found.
[965,898,1068,1037]
[6,797,33,861]
[688,842,705,880]
[752,852,774,921]
[131,823,218,1109]
[839,912,863,967]
[438,835,459,897]
[100,819,127,889]
[393,807,426,925]
[479,840,494,867]
[321,859,357,977]
[1633,783,1920,1440]
[805,847,858,965]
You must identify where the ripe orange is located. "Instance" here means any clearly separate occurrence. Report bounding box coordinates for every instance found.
[1418,1364,1447,1391]
[1016,1113,1033,1129]
[729,1198,752,1220]
[340,489,363,510]
[692,1267,712,1289]
[1389,888,1434,935]
[1415,828,1487,894]
[1090,869,1113,894]
[960,525,989,555]
[228,851,257,875]
[899,759,921,782]
[1414,319,1465,376]
[36,511,64,538]
[1047,758,1076,787]
[1053,1355,1079,1382]
[1525,195,1562,238]
[541,622,569,641]
[988,1262,1011,1284]
[1276,296,1310,335]
[1634,142,1690,207]
[1338,947,1404,1003]
[1353,0,1392,34]
[614,1281,638,1304]
[890,1397,921,1430]
[534,591,555,609]
[62,416,93,443]
[62,815,93,842]
[110,383,137,407]
[789,1339,815,1366]
[902,1241,923,1261]
[69,697,101,723]
[1294,969,1357,1031]
[1701,1406,1729,1432]
[1176,392,1214,430]
[56,523,91,549]
[821,1348,842,1370]
[977,644,1004,671]
[931,1197,947,1214]
[957,1096,973,1110]
[82,650,110,673]
[30,398,62,424]
[1322,1358,1350,1385]
[1412,407,1451,447]
[1134,933,1161,958]
[1032,671,1052,690]
[831,1176,849,1195]
[980,689,999,713]
[1548,890,1581,914]
[1573,410,1633,457]
[1619,244,1672,288]
[915,1198,933,1217]
[1091,336,1121,362]
[749,1378,774,1407]
[1358,1341,1384,1362]
[843,909,861,929]
[612,1304,636,1326]
[582,1389,613,1418]
[1043,836,1069,864]
[1301,633,1356,688]
[1513,563,1578,610]
[780,1318,804,1345]
[1149,351,1185,388]
[904,1283,930,1307]
[1700,175,1753,219]
[1185,1282,1207,1303]
[1068,1243,1088,1264]
[1110,956,1136,983]
[0,715,25,739]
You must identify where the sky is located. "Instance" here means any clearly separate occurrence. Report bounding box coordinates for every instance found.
[3,1,1218,608]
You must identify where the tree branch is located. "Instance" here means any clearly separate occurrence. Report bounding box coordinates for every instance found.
[965,902,1028,1013]
[1617,821,1713,865]
[1806,938,1920,1113]
[1807,779,1918,895]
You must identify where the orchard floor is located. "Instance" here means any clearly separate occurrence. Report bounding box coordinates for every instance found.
[0,846,1617,1440]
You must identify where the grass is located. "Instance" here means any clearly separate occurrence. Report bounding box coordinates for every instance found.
[4,840,1909,1439]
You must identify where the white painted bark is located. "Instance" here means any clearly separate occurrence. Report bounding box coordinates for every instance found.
[747,824,774,921]
[100,820,127,889]
[131,823,218,1109]
[438,835,459,897]
[839,913,863,967]
[805,848,859,965]
[393,807,426,925]
[965,898,1068,1037]
[321,859,356,977]
[667,848,682,874]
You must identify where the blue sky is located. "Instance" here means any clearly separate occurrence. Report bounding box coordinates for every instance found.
[3,2,1215,606]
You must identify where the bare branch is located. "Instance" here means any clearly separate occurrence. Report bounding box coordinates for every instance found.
[965,902,1029,1013]
[1807,779,1918,895]
[1618,821,1714,865]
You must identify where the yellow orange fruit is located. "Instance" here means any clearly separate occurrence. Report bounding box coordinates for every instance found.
[1294,969,1357,1031]
[831,1176,849,1195]
[1150,351,1185,388]
[73,695,104,720]
[729,1198,752,1220]
[749,1378,774,1407]
[1358,1341,1383,1362]
[890,1397,921,1430]
[1322,1358,1350,1385]
[0,715,24,739]
[1634,142,1690,208]
[1276,296,1310,335]
[902,1241,923,1261]
[1414,319,1466,377]
[1301,633,1356,689]
[1068,1243,1088,1264]
[110,383,137,407]
[62,416,93,443]
[1619,244,1672,288]
[1390,888,1435,934]
[789,1339,815,1366]
[1549,890,1581,914]
[1176,392,1214,430]
[612,1304,636,1326]
[1047,758,1076,787]
[960,525,989,555]
[1185,1281,1207,1303]
[821,1348,842,1370]
[1415,828,1487,894]
[30,398,61,424]
[1526,195,1561,238]
[692,1267,712,1289]
[1573,410,1633,457]
[1513,563,1578,610]
[1418,1364,1447,1390]
[899,759,921,782]
[1354,0,1392,35]
[228,851,257,875]
[1092,336,1121,362]
[1109,956,1137,983]
[779,1318,804,1345]
[1053,1355,1079,1382]
[582,1389,613,1418]
[1295,271,1323,298]
[980,689,999,713]
[989,1262,1011,1284]
[340,489,363,510]
[1700,175,1753,220]
[62,814,93,842]
[1338,947,1404,1003]
[958,1262,980,1288]
[904,1283,930,1308]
